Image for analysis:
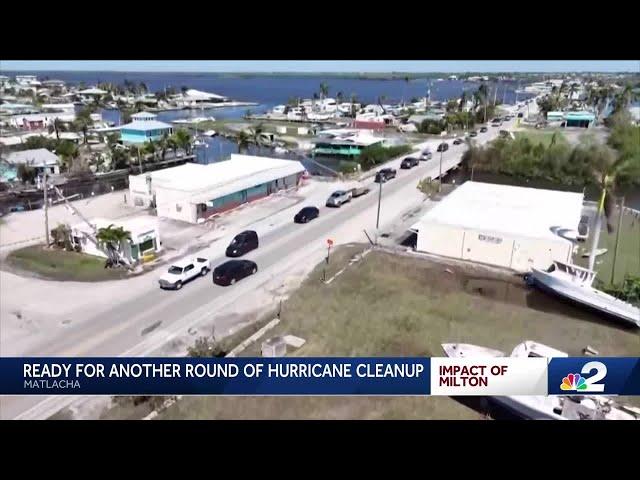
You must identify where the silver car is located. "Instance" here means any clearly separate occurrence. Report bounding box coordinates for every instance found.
[326,190,352,207]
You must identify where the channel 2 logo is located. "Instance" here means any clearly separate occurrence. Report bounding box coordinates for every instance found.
[560,361,607,393]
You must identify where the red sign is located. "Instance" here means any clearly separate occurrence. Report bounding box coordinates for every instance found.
[327,239,334,246]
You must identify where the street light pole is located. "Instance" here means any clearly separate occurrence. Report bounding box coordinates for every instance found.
[376,180,382,230]
[438,147,443,192]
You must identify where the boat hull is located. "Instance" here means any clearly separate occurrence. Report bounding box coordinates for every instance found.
[529,270,640,327]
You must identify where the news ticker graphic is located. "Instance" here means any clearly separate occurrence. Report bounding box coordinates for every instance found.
[1,357,639,396]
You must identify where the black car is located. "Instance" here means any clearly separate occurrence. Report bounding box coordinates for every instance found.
[436,142,449,152]
[517,112,524,118]
[452,138,463,145]
[469,131,478,137]
[213,260,258,286]
[374,168,397,183]
[400,157,419,169]
[294,206,320,223]
[480,126,488,133]
[226,230,259,257]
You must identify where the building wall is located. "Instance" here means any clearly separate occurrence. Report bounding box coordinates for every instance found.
[128,174,154,207]
[417,223,573,272]
[155,186,198,223]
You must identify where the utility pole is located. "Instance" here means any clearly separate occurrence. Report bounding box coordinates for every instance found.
[43,172,50,247]
[376,180,382,230]
[610,197,625,285]
[439,148,444,192]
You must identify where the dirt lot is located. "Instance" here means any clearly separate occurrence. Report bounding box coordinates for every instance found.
[147,245,639,420]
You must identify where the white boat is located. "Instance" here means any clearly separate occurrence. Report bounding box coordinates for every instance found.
[442,341,640,420]
[527,261,639,327]
[203,130,217,137]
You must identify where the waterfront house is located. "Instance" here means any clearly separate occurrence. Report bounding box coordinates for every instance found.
[130,111,158,122]
[565,111,595,128]
[119,119,173,145]
[175,89,228,108]
[313,131,384,156]
[5,148,61,176]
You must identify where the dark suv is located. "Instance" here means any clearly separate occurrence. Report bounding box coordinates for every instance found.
[375,168,397,183]
[400,157,419,169]
[226,230,259,257]
[436,142,449,152]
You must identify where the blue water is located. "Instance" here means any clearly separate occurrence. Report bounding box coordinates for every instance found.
[2,71,535,164]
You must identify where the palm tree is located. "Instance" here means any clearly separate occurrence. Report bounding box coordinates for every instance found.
[350,93,358,117]
[96,224,131,267]
[55,140,79,171]
[237,130,250,153]
[249,123,264,152]
[458,90,467,112]
[173,129,192,155]
[53,118,62,140]
[402,76,410,106]
[139,82,148,94]
[158,133,169,161]
[144,139,157,162]
[586,145,634,272]
[336,91,344,112]
[319,82,329,102]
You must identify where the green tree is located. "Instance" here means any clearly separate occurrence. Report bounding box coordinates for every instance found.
[157,133,169,161]
[16,163,37,184]
[237,130,250,153]
[95,224,131,267]
[144,139,157,162]
[172,128,192,155]
[319,81,329,101]
[417,177,440,198]
[55,140,80,171]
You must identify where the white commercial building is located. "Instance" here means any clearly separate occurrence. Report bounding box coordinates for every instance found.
[411,182,584,272]
[71,217,161,263]
[128,154,306,224]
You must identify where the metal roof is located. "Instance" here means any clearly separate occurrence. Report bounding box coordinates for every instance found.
[5,148,60,167]
[412,181,584,242]
[120,120,173,131]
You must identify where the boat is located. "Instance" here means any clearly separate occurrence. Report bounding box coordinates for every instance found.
[581,248,607,258]
[442,341,640,420]
[203,130,217,137]
[526,260,639,327]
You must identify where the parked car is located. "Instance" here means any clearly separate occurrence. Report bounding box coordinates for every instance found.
[469,131,478,137]
[326,190,352,207]
[452,138,463,145]
[420,149,433,160]
[226,230,259,257]
[480,126,488,133]
[375,168,397,183]
[436,142,449,152]
[213,260,258,286]
[350,184,370,197]
[400,156,419,169]
[517,112,524,118]
[294,206,320,223]
[159,257,210,290]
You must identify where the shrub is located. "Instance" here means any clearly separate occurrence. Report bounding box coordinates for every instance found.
[339,160,359,174]
[358,144,413,170]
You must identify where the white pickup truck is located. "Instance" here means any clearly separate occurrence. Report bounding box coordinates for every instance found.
[158,257,211,290]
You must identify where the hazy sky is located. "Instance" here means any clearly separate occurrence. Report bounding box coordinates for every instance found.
[1,60,639,73]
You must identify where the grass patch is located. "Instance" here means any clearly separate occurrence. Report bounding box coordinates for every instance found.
[514,130,566,147]
[576,210,640,285]
[160,246,639,420]
[5,245,128,282]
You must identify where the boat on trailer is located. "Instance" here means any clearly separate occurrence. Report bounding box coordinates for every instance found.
[442,341,640,420]
[526,260,639,327]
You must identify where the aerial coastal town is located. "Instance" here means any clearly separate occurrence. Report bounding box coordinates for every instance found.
[0,63,639,421]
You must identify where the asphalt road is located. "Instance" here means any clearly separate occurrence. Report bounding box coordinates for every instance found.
[1,114,520,419]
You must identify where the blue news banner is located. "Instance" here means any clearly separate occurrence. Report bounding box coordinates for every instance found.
[0,358,431,396]
[1,357,640,396]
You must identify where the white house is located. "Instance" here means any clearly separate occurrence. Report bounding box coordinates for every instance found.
[5,148,61,175]
[70,217,162,263]
[410,182,584,272]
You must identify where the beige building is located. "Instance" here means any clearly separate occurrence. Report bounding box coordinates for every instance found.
[410,182,584,272]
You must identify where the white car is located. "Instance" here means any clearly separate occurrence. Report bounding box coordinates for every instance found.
[326,190,352,207]
[159,257,211,290]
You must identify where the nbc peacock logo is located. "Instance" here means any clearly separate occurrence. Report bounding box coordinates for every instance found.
[560,373,587,391]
